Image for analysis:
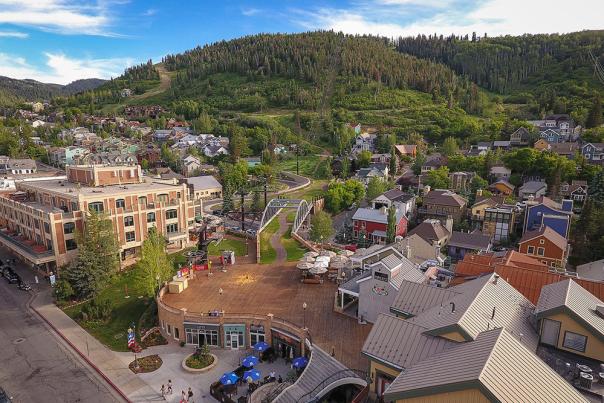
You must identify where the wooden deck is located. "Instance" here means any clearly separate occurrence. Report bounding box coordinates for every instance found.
[162,261,371,370]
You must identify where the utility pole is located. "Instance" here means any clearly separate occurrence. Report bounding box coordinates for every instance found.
[263,181,268,207]
[240,191,246,231]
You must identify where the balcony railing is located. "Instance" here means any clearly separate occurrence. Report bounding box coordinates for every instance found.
[0,230,55,263]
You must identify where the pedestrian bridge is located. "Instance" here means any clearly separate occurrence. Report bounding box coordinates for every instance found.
[258,198,311,234]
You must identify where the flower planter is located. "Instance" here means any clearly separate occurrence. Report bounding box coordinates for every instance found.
[182,353,218,373]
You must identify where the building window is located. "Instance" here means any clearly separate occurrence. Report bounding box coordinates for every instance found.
[537,247,545,256]
[527,246,535,255]
[124,216,134,227]
[250,326,265,347]
[65,239,77,250]
[88,201,104,213]
[158,194,168,203]
[166,223,178,234]
[147,212,156,223]
[167,324,171,335]
[64,222,75,234]
[44,222,50,233]
[174,327,179,340]
[186,328,198,345]
[539,239,545,245]
[138,196,147,206]
[116,199,125,209]
[166,209,177,220]
[125,231,135,242]
[563,331,587,352]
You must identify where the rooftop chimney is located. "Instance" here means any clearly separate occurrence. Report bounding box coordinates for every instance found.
[491,306,496,320]
[450,302,456,313]
[493,274,500,285]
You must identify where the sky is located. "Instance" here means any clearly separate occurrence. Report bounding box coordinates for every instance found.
[0,0,602,85]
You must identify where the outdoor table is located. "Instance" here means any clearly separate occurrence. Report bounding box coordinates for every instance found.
[578,364,592,374]
[580,372,594,389]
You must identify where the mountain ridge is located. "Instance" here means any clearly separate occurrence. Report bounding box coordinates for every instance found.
[0,75,106,102]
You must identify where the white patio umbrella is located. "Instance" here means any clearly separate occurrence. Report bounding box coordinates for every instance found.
[299,256,316,263]
[310,265,328,275]
[304,251,319,258]
[297,262,314,270]
[339,249,354,257]
[320,250,337,258]
[315,256,331,264]
[314,260,329,269]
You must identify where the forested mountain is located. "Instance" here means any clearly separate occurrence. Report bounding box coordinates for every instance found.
[395,30,604,119]
[162,32,484,113]
[0,75,106,102]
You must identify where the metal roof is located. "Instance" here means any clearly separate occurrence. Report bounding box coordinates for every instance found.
[186,175,222,191]
[390,281,460,317]
[384,327,587,403]
[519,226,568,251]
[535,279,604,341]
[409,274,539,351]
[338,271,372,295]
[362,314,454,370]
[448,231,492,251]
[274,345,357,403]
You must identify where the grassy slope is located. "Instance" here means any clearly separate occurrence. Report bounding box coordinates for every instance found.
[282,227,307,262]
[63,248,194,351]
[208,237,247,257]
[259,216,279,264]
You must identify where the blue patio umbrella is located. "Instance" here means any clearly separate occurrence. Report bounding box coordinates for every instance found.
[253,341,269,352]
[292,356,308,369]
[220,372,239,385]
[242,355,259,368]
[243,369,261,382]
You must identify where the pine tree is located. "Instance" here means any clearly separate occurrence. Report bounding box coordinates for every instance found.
[251,190,263,212]
[389,147,398,177]
[64,211,120,299]
[589,169,604,205]
[586,95,603,129]
[139,227,173,298]
[386,206,397,244]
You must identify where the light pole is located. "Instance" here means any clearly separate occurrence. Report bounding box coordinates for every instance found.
[156,275,161,296]
[302,302,307,330]
[219,288,223,315]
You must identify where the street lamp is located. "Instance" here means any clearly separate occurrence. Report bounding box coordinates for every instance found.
[219,288,223,316]
[156,275,161,295]
[302,302,307,330]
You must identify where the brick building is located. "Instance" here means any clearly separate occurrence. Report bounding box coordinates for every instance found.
[0,164,199,274]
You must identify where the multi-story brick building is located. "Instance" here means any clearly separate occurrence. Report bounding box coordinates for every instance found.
[0,164,200,274]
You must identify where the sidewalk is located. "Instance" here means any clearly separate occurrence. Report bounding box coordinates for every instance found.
[30,287,161,402]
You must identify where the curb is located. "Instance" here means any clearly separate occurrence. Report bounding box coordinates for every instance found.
[27,290,132,403]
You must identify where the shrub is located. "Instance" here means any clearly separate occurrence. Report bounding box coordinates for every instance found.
[54,279,74,302]
[81,299,113,321]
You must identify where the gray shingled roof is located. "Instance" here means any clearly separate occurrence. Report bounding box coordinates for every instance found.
[519,181,547,193]
[390,281,460,317]
[535,279,604,341]
[448,231,491,251]
[409,274,539,351]
[384,327,587,403]
[338,271,371,295]
[423,190,467,207]
[407,220,450,244]
[362,314,455,370]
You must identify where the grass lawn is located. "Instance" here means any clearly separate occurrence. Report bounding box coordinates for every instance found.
[288,179,328,202]
[259,216,279,264]
[208,237,247,257]
[282,227,307,262]
[276,155,323,178]
[286,211,296,223]
[63,248,194,352]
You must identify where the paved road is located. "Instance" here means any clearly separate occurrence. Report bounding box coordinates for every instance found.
[0,253,121,403]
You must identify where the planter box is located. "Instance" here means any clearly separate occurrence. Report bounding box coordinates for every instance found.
[181,353,218,373]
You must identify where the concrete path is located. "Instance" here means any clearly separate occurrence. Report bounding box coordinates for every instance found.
[30,289,161,402]
[114,343,292,403]
[269,214,289,263]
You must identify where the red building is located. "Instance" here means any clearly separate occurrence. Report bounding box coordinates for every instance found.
[352,206,408,245]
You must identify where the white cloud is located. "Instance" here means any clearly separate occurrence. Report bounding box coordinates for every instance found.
[297,0,604,37]
[0,30,28,38]
[0,0,113,35]
[0,52,133,85]
[143,8,157,17]
[242,7,261,17]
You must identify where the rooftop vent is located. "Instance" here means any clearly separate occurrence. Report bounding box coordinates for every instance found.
[596,306,604,319]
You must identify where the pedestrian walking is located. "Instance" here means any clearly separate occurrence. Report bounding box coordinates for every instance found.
[180,390,187,403]
[167,379,173,394]
[187,387,194,403]
[160,384,166,400]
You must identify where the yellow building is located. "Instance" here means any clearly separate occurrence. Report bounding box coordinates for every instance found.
[535,279,604,362]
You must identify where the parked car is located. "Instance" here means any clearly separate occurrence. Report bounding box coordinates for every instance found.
[0,387,10,403]
[17,281,31,291]
[2,267,18,283]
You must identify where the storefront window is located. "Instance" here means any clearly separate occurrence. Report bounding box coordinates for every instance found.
[250,325,265,346]
[224,325,245,349]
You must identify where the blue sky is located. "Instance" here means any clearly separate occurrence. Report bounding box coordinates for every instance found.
[0,0,602,84]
